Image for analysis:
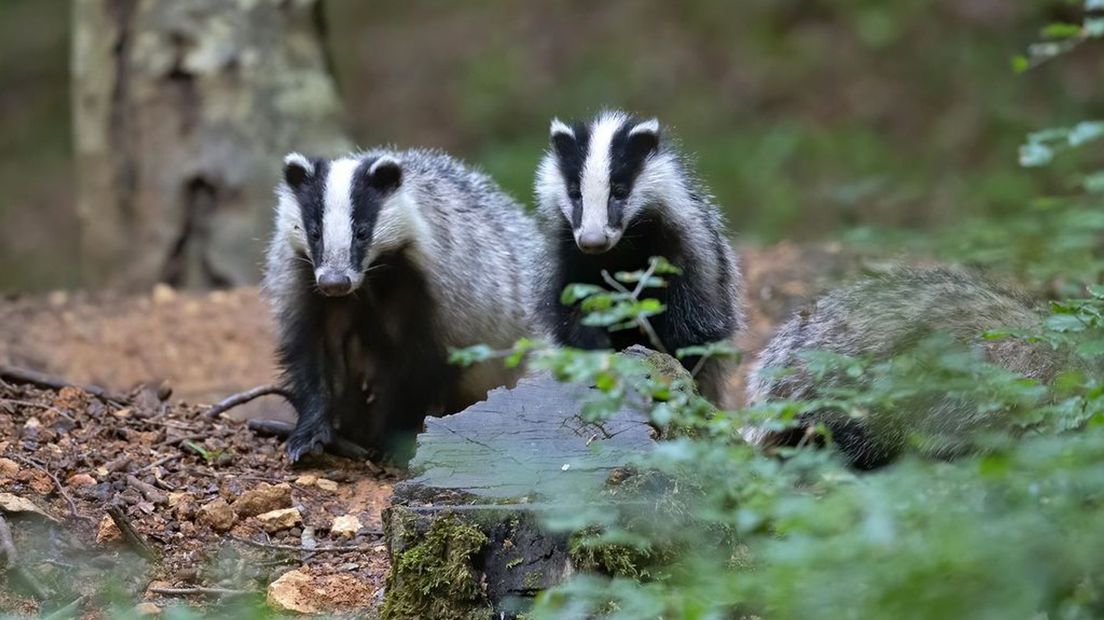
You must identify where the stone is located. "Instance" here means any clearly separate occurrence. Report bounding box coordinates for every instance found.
[266,569,319,615]
[198,498,237,532]
[133,602,162,616]
[314,478,339,492]
[67,473,97,487]
[330,514,361,539]
[96,514,122,544]
[293,474,317,486]
[233,482,292,517]
[255,507,302,533]
[0,458,19,479]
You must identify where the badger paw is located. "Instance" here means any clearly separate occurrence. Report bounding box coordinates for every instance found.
[285,421,334,464]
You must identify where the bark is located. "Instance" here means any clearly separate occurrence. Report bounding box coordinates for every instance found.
[72,0,351,289]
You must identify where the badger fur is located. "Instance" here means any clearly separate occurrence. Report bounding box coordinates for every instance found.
[744,267,1061,469]
[264,149,545,462]
[535,110,744,405]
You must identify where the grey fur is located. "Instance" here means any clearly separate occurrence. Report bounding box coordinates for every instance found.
[745,267,1060,467]
[264,148,547,460]
[535,110,744,406]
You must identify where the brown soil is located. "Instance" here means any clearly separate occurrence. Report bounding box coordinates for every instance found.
[0,242,862,616]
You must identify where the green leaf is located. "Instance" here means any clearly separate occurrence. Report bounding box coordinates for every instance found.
[1041,22,1082,40]
[561,283,606,305]
[1011,54,1030,73]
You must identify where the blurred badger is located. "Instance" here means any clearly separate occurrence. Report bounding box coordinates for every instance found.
[535,110,744,405]
[744,267,1062,468]
[264,149,545,462]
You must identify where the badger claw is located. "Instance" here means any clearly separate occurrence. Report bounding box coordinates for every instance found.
[285,421,334,464]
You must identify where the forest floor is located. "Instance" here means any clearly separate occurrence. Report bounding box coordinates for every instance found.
[0,242,860,617]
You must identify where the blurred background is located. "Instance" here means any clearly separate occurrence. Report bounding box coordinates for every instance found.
[0,0,1099,292]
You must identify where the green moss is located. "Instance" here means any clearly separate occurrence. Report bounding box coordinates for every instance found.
[381,512,491,620]
[568,529,655,580]
[506,556,523,570]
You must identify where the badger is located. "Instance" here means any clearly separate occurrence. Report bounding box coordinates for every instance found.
[264,148,545,462]
[535,110,744,406]
[744,267,1061,469]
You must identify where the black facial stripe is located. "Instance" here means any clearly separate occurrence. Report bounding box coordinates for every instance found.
[551,122,591,230]
[607,117,658,229]
[292,158,330,263]
[349,157,387,271]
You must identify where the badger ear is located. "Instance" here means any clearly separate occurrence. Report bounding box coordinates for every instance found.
[549,118,577,159]
[626,118,660,158]
[368,155,402,193]
[283,152,314,188]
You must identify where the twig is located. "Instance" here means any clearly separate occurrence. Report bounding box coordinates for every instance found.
[106,505,159,562]
[0,514,16,569]
[41,595,87,620]
[599,268,669,355]
[136,453,182,473]
[205,384,290,418]
[10,455,89,522]
[0,398,75,423]
[0,364,128,404]
[229,534,382,553]
[149,586,251,598]
[126,475,168,505]
[246,418,296,437]
[159,433,207,448]
[0,515,50,600]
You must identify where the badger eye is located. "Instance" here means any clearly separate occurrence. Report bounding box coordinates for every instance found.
[610,185,629,201]
[308,228,321,242]
[355,227,370,241]
[567,185,582,201]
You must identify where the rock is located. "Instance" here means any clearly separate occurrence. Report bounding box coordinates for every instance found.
[293,474,317,487]
[151,283,176,304]
[330,514,361,538]
[234,482,292,517]
[134,602,162,616]
[67,473,97,487]
[97,514,122,544]
[198,498,237,532]
[0,492,57,521]
[0,458,19,479]
[255,507,302,533]
[315,478,339,492]
[267,569,319,614]
[167,492,191,508]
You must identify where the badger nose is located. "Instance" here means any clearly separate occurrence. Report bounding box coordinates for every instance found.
[577,231,611,254]
[316,272,353,297]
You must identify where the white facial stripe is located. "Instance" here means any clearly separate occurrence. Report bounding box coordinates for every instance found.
[579,113,624,235]
[321,157,358,266]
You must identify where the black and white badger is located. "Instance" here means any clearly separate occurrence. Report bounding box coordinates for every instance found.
[535,110,744,405]
[264,149,545,462]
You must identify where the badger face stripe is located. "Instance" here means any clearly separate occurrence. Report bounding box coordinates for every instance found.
[549,121,590,229]
[578,114,622,239]
[288,158,330,263]
[348,157,390,272]
[607,118,659,230]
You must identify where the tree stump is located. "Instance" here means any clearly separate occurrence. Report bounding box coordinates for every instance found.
[383,367,661,617]
[72,0,351,289]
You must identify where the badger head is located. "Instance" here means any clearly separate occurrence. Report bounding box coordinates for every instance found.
[540,111,661,254]
[278,152,403,297]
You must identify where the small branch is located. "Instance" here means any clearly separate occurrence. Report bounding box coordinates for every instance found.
[0,515,50,600]
[599,270,632,295]
[229,534,382,553]
[0,514,17,569]
[0,398,75,423]
[126,474,168,505]
[205,384,290,418]
[106,505,159,562]
[10,455,88,522]
[0,364,128,404]
[41,595,88,620]
[629,260,658,300]
[148,587,251,598]
[136,453,182,473]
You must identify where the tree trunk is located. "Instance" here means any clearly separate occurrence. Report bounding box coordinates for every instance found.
[72,0,351,289]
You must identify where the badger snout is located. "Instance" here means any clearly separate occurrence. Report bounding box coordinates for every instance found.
[315,270,354,297]
[576,230,613,254]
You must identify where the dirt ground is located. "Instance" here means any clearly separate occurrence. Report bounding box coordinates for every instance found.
[0,242,861,616]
